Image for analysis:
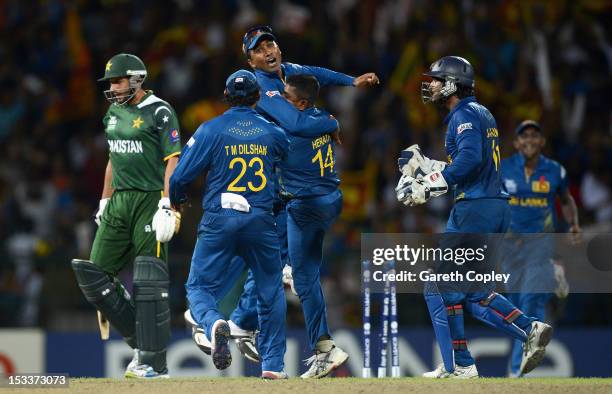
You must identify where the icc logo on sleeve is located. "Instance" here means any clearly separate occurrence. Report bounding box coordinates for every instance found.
[504,179,517,194]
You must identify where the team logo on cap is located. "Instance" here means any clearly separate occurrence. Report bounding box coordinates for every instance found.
[266,90,280,97]
[235,77,244,83]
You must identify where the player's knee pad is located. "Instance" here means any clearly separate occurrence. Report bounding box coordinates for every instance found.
[133,256,170,370]
[71,259,135,344]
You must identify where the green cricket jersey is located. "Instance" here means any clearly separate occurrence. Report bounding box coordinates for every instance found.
[103,91,181,191]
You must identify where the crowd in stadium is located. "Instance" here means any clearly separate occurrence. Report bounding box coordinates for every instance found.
[0,0,610,330]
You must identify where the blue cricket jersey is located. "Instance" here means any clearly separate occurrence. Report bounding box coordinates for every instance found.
[254,62,353,137]
[169,106,289,213]
[441,96,507,201]
[254,62,353,202]
[280,106,340,198]
[501,153,568,233]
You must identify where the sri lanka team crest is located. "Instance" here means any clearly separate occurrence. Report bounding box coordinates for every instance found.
[169,129,180,144]
[531,175,550,193]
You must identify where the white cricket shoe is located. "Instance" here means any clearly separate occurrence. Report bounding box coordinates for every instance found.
[450,364,479,379]
[228,320,260,363]
[228,319,254,338]
[184,309,197,327]
[125,364,169,379]
[422,363,452,378]
[300,346,349,379]
[124,349,140,378]
[235,336,260,363]
[211,319,232,370]
[184,309,211,355]
[520,321,553,375]
[124,350,169,380]
[261,371,289,380]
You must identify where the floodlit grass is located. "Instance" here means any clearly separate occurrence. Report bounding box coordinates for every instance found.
[7,377,609,394]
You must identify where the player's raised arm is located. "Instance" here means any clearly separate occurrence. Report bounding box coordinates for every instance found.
[242,26,340,138]
[352,72,380,87]
[287,63,379,88]
[256,90,339,138]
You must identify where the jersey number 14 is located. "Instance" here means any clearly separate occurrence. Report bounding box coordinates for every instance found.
[312,145,335,177]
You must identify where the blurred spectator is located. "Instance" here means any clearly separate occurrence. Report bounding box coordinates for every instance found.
[0,78,26,141]
[580,149,612,224]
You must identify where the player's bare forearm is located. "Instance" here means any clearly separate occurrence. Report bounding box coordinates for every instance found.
[101,160,114,199]
[164,156,179,198]
[560,191,580,232]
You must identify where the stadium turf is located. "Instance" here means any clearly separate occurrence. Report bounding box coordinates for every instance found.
[5,377,611,394]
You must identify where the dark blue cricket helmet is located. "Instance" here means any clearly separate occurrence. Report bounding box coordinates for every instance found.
[421,56,475,103]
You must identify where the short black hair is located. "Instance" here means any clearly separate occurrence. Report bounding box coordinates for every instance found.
[225,90,260,107]
[285,74,319,105]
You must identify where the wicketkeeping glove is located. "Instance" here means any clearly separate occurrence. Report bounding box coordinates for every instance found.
[398,144,447,179]
[152,197,182,243]
[94,198,109,226]
[395,173,419,206]
[395,171,449,206]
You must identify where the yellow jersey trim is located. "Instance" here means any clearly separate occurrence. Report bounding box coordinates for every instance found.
[164,151,181,161]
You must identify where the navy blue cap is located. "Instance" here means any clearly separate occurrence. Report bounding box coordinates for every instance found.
[242,25,276,54]
[225,70,259,98]
[515,120,542,135]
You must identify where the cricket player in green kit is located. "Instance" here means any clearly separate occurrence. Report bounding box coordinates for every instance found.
[71,53,182,379]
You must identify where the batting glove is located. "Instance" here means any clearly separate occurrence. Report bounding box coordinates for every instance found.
[152,197,181,243]
[94,198,109,226]
[398,144,446,179]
